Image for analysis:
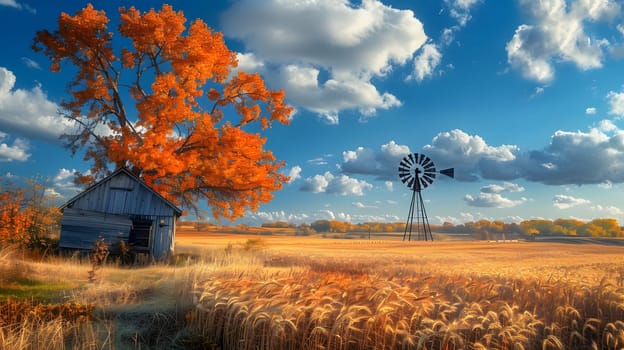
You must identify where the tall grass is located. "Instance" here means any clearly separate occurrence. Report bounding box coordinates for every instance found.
[0,245,201,349]
[0,246,30,287]
[3,240,624,349]
[189,248,624,349]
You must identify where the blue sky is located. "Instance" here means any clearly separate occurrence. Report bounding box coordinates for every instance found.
[1,0,624,226]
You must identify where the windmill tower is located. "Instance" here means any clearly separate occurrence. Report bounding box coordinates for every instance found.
[398,153,454,241]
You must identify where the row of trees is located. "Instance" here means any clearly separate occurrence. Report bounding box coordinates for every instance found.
[441,218,623,238]
[261,218,624,238]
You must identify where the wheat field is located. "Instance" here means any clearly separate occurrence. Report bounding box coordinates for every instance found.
[2,233,624,349]
[180,234,624,350]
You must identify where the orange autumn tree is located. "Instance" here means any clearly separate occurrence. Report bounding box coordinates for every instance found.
[0,178,61,247]
[33,4,293,220]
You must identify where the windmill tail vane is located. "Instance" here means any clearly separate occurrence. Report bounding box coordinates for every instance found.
[398,152,454,241]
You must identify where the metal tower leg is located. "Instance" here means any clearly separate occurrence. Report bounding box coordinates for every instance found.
[403,188,417,241]
[417,190,433,241]
[404,188,433,241]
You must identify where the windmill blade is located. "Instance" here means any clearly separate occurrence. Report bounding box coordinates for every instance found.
[399,170,411,178]
[399,160,412,170]
[407,177,415,190]
[399,174,412,185]
[424,167,436,175]
[398,168,412,177]
[402,154,415,165]
[418,153,425,164]
[422,157,433,168]
[422,173,435,185]
[440,168,454,178]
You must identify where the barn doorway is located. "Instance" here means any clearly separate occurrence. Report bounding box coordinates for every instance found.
[129,218,152,252]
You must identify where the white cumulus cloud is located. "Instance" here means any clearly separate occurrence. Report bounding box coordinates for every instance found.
[464,181,527,208]
[314,209,352,222]
[0,132,29,162]
[0,67,76,143]
[48,168,82,199]
[553,194,590,209]
[352,201,378,209]
[464,192,527,208]
[243,210,310,225]
[506,0,621,83]
[480,182,525,194]
[590,205,623,216]
[410,43,442,82]
[341,140,410,180]
[522,128,624,185]
[221,0,427,123]
[607,90,624,118]
[286,165,302,183]
[446,0,482,26]
[300,171,372,196]
[424,129,519,182]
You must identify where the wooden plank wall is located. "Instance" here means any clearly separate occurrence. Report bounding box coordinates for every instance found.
[59,208,132,250]
[69,172,174,217]
[151,216,176,260]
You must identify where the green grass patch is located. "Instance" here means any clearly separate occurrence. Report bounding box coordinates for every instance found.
[0,279,79,303]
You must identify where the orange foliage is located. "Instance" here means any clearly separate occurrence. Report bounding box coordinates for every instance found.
[0,299,93,326]
[33,4,293,221]
[0,188,29,245]
[0,180,60,247]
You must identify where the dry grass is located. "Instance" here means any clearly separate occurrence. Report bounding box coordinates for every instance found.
[0,245,201,349]
[181,234,624,349]
[3,233,624,349]
[0,246,30,288]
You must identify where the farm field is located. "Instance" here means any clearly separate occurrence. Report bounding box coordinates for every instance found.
[177,231,624,349]
[2,231,624,349]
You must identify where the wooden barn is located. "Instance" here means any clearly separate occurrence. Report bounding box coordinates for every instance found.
[59,168,183,260]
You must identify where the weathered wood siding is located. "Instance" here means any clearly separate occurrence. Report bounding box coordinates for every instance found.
[151,216,176,260]
[68,172,175,217]
[59,208,131,250]
[59,169,180,260]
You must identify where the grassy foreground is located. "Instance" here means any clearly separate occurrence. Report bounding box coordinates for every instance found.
[2,233,624,349]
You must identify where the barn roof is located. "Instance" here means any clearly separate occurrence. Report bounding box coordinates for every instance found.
[59,168,183,216]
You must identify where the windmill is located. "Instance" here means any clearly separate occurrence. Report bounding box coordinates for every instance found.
[398,153,454,241]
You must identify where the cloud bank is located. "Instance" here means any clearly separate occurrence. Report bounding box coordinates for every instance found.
[340,125,624,187]
[222,0,477,123]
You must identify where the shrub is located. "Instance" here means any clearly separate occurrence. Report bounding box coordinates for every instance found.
[243,238,267,251]
[88,237,109,283]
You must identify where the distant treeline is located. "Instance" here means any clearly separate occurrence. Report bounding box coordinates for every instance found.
[260,218,624,237]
